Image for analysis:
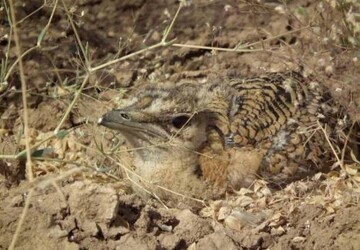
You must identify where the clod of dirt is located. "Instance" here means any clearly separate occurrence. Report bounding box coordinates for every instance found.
[0,183,75,250]
[157,209,213,249]
[272,204,360,250]
[26,100,72,132]
[191,231,238,250]
[61,181,120,241]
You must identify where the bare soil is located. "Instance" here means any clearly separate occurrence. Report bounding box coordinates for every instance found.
[1,0,360,249]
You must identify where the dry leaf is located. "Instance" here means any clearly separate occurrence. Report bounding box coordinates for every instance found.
[271,226,286,236]
[235,196,254,207]
[325,205,335,214]
[314,172,323,180]
[350,150,360,164]
[292,236,306,243]
[200,206,215,218]
[218,206,231,220]
[225,215,245,231]
[345,165,358,176]
[188,242,197,250]
[235,188,254,196]
[353,175,360,182]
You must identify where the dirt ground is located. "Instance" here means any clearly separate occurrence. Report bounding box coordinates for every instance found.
[1,0,360,249]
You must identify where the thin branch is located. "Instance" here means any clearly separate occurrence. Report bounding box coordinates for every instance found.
[54,74,89,134]
[90,41,173,72]
[171,43,266,52]
[317,121,343,169]
[8,189,34,250]
[162,3,183,44]
[61,0,90,69]
[8,0,33,182]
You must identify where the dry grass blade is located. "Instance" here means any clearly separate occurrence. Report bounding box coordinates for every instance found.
[8,189,34,250]
[7,0,34,247]
[61,0,90,69]
[54,74,89,134]
[7,1,33,180]
[317,120,360,187]
[317,120,343,169]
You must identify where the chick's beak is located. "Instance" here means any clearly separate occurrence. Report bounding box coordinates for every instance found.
[98,110,128,130]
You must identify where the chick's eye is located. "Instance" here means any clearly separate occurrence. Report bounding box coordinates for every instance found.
[120,113,130,120]
[171,116,190,129]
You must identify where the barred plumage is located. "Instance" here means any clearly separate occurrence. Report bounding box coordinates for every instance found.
[99,71,338,202]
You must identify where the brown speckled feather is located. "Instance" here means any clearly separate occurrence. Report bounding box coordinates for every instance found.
[99,71,338,202]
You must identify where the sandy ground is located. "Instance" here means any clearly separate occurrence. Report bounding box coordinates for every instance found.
[1,0,360,249]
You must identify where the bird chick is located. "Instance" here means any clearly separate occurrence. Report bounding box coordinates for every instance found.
[99,72,334,203]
